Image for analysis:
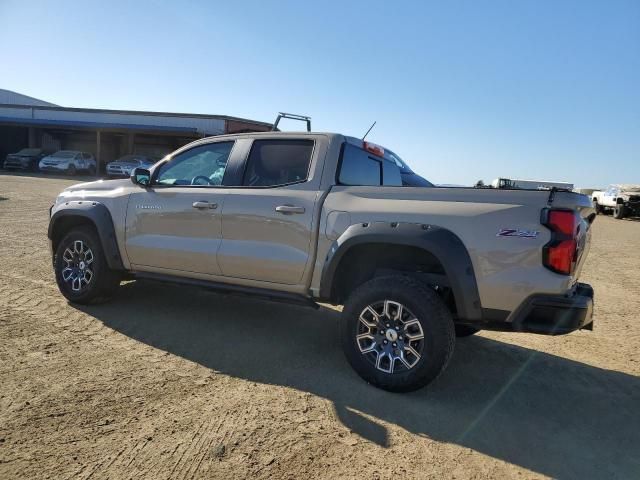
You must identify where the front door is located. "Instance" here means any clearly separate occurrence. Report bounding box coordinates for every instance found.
[218,138,319,285]
[125,141,234,276]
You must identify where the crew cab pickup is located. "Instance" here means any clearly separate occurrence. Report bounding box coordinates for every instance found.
[48,132,596,391]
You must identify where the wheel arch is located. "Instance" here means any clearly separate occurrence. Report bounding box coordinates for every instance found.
[319,222,482,321]
[48,201,124,271]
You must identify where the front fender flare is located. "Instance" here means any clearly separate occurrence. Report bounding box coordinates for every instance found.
[319,222,482,321]
[48,201,124,271]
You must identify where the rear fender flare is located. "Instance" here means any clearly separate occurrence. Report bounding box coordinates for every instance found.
[319,222,482,320]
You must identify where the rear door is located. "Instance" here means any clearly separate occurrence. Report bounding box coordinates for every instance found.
[217,137,320,285]
[125,140,235,276]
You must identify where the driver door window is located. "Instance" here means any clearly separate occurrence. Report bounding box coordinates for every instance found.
[125,141,235,276]
[156,142,234,186]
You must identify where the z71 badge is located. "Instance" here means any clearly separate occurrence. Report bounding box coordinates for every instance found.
[496,228,539,238]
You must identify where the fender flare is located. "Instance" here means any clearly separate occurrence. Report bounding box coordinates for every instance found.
[319,222,482,321]
[48,201,124,271]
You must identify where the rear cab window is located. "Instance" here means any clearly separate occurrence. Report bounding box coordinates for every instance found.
[338,139,434,187]
[338,142,402,186]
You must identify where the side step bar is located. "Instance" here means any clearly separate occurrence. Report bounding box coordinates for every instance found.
[133,272,320,309]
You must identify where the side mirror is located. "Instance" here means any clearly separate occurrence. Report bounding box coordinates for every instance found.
[131,167,151,187]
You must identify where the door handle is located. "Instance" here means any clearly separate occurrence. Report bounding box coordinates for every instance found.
[192,201,217,210]
[275,205,305,214]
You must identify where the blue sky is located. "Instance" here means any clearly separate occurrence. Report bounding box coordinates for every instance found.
[1,0,638,186]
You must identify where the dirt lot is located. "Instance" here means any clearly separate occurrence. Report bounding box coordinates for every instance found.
[0,172,638,479]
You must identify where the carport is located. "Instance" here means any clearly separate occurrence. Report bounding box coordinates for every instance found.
[0,96,272,175]
[0,116,198,173]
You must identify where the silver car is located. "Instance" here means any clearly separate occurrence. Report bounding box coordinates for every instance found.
[106,155,155,178]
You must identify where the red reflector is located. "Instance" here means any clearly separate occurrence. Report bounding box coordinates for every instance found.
[546,239,576,275]
[363,141,384,157]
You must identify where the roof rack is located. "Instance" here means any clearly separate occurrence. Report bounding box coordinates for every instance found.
[272,112,311,132]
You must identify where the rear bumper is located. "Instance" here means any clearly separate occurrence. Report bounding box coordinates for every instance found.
[509,283,594,335]
[468,283,594,335]
[4,159,30,169]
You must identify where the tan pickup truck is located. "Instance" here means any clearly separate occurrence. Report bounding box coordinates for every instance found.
[48,132,595,391]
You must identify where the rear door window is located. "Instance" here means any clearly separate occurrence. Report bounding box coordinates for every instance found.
[242,139,314,187]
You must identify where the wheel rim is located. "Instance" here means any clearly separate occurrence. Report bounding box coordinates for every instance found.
[61,240,94,292]
[356,300,425,374]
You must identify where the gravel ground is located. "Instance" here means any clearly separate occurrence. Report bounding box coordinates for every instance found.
[0,172,638,479]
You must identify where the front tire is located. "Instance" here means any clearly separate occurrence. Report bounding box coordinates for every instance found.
[613,204,627,219]
[341,276,455,392]
[54,226,120,304]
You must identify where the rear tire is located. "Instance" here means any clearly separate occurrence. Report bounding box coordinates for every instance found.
[613,204,627,219]
[54,226,120,304]
[341,275,455,392]
[455,324,480,337]
[67,164,77,176]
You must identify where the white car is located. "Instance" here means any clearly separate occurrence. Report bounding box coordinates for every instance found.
[39,151,96,176]
[106,155,155,178]
[592,184,640,219]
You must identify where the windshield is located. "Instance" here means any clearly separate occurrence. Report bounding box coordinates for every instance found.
[51,151,76,159]
[17,148,41,156]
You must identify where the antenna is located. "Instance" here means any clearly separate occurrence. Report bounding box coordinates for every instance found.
[362,121,376,140]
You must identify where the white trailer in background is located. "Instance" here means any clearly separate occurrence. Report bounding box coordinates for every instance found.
[491,178,574,190]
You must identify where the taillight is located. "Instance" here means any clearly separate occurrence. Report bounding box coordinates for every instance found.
[542,209,580,275]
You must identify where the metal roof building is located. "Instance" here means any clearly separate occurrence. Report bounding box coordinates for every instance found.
[0,89,272,173]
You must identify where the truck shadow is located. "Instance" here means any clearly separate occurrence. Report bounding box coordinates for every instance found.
[76,281,640,480]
